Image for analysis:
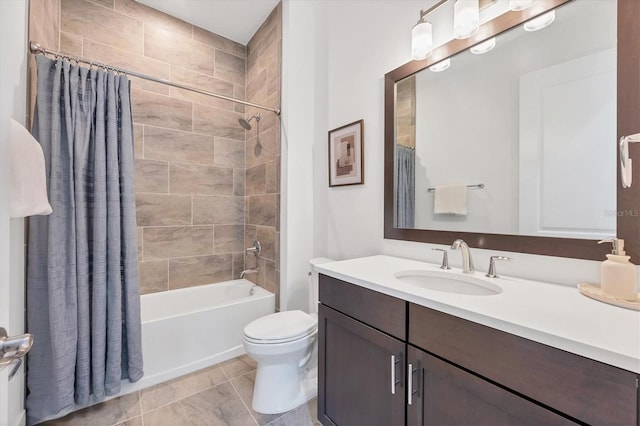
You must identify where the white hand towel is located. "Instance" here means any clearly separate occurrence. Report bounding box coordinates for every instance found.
[9,119,53,218]
[434,184,467,215]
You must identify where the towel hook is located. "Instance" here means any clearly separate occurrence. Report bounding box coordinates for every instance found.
[620,133,640,188]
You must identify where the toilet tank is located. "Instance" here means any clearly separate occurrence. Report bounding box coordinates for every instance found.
[308,258,334,314]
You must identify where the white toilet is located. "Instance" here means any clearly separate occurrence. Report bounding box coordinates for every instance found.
[242,258,333,414]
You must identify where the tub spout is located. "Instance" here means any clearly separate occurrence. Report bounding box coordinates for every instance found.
[240,268,259,279]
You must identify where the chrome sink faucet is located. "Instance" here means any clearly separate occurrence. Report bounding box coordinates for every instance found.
[451,239,474,273]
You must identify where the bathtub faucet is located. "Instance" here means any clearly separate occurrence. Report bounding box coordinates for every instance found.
[240,268,259,279]
[246,241,261,257]
[242,241,261,279]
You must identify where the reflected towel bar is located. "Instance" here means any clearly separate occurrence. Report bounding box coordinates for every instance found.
[427,183,485,192]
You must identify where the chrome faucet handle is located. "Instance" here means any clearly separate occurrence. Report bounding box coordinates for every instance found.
[245,240,261,257]
[432,248,451,270]
[485,256,511,278]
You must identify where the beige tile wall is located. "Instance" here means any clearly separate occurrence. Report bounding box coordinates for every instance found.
[396,76,416,149]
[28,0,60,125]
[244,4,282,302]
[29,0,282,298]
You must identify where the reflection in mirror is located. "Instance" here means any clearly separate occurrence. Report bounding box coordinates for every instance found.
[394,0,616,240]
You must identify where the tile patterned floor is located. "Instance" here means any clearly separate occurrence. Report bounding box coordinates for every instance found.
[45,355,321,426]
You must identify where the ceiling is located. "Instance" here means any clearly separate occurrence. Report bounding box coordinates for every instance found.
[136,0,281,45]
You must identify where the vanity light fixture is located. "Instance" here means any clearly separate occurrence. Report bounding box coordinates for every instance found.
[523,10,556,31]
[429,58,451,72]
[411,0,448,61]
[411,0,495,61]
[411,19,433,60]
[508,0,539,11]
[470,37,496,54]
[453,0,480,39]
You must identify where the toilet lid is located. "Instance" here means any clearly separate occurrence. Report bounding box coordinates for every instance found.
[244,310,317,343]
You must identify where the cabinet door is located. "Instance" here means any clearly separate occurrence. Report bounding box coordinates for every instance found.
[406,346,577,426]
[318,304,406,426]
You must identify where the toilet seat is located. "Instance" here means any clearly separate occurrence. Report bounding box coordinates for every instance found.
[244,310,318,344]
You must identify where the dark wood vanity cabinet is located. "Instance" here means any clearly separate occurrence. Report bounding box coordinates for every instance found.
[318,275,407,426]
[318,274,640,426]
[406,345,575,426]
[318,304,406,426]
[409,303,639,426]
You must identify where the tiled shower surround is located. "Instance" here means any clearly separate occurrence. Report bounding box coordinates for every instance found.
[29,0,282,295]
[244,6,282,300]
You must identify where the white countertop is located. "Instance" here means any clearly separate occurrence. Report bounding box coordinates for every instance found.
[315,255,640,374]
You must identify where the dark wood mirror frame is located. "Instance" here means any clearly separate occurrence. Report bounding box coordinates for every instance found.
[384,0,640,263]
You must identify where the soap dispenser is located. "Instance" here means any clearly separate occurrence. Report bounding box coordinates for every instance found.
[597,238,638,301]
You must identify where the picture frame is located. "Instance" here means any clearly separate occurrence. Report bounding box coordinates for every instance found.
[328,119,364,187]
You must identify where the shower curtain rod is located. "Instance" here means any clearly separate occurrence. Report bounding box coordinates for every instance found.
[29,41,281,116]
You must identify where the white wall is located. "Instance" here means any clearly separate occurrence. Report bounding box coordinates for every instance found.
[0,0,29,424]
[322,0,426,259]
[282,0,427,310]
[282,0,639,293]
[280,0,329,311]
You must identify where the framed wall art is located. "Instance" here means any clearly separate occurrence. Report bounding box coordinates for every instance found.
[328,119,364,187]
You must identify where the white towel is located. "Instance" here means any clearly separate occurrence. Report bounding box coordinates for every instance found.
[434,184,467,215]
[9,119,53,218]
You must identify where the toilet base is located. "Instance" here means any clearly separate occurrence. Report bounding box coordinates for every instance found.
[252,362,318,414]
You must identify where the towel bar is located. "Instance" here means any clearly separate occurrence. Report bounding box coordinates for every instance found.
[427,183,485,192]
[620,133,640,189]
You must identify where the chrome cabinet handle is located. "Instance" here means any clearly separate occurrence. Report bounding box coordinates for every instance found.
[391,355,401,394]
[407,363,418,405]
[407,363,413,405]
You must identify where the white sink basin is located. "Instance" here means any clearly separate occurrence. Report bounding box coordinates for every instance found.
[394,270,502,296]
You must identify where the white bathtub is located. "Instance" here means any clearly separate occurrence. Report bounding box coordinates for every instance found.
[121,279,275,393]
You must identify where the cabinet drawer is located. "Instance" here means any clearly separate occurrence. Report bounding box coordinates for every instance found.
[407,345,576,426]
[319,274,406,340]
[409,303,639,426]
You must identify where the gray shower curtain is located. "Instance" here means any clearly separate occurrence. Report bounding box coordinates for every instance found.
[26,55,143,425]
[395,145,416,228]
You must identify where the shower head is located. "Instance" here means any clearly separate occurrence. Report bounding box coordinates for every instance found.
[238,114,260,130]
[238,118,252,130]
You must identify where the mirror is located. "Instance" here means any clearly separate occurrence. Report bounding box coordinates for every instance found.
[401,0,615,239]
[384,0,639,261]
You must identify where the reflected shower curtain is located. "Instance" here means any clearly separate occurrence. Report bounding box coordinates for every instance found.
[395,145,415,228]
[26,55,143,425]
